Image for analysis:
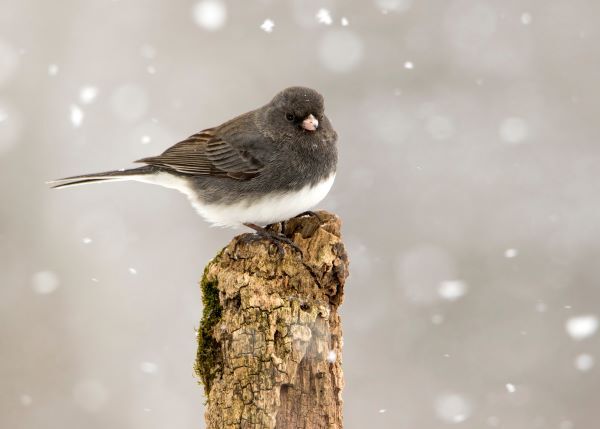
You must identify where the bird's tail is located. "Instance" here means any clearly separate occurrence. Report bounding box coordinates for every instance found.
[47,166,158,189]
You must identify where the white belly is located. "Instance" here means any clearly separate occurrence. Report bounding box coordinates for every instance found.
[142,173,336,228]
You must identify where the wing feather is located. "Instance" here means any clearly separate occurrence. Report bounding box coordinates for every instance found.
[136,127,264,180]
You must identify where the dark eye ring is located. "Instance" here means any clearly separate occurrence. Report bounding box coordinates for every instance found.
[286,113,295,121]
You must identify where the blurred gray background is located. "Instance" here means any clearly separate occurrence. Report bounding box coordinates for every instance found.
[1,0,599,428]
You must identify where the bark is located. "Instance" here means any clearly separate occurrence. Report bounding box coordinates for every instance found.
[195,211,349,429]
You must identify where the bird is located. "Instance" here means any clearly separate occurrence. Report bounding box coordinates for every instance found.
[49,86,338,251]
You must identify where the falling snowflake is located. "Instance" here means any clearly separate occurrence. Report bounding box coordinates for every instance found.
[70,104,84,128]
[434,393,472,423]
[192,0,227,31]
[48,63,59,76]
[404,61,414,69]
[431,314,444,325]
[341,17,349,26]
[327,350,337,363]
[260,19,275,33]
[32,271,60,294]
[20,394,32,406]
[438,280,468,301]
[521,12,532,25]
[140,361,158,374]
[500,117,529,144]
[129,267,138,275]
[140,44,157,59]
[504,248,518,258]
[316,9,333,25]
[79,86,98,104]
[574,353,594,372]
[566,315,598,340]
[505,383,516,393]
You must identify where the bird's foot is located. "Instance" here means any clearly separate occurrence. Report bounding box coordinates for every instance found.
[293,210,323,223]
[242,223,302,257]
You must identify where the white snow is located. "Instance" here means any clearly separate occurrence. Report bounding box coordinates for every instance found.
[505,383,516,393]
[140,361,158,374]
[504,248,518,258]
[140,135,151,144]
[318,30,364,73]
[31,270,60,294]
[565,315,598,340]
[192,0,227,31]
[70,104,84,128]
[48,63,59,76]
[79,86,98,104]
[431,314,444,325]
[82,237,93,244]
[341,17,349,26]
[140,44,156,59]
[500,117,529,144]
[375,0,413,13]
[434,393,472,423]
[521,13,532,25]
[404,61,414,69]
[260,19,275,33]
[316,9,333,25]
[574,353,594,372]
[327,350,337,363]
[378,408,386,413]
[129,267,138,275]
[438,280,468,301]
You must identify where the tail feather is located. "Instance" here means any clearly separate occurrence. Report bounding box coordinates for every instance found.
[48,166,156,189]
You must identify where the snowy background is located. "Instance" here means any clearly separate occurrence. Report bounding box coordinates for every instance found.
[1,0,599,428]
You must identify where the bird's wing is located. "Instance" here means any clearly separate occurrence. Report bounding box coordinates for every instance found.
[136,128,264,180]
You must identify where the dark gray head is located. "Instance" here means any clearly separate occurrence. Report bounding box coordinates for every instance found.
[259,87,335,140]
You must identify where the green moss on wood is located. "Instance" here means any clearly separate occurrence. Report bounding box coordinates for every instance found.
[195,263,223,396]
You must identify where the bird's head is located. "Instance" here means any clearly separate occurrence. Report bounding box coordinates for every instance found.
[261,87,335,140]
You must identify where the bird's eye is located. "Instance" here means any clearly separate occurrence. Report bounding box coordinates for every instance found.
[286,113,295,122]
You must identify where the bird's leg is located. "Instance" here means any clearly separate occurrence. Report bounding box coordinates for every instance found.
[293,210,323,223]
[242,223,302,257]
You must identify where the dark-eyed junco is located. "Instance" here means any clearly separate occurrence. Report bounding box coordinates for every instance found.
[50,87,337,247]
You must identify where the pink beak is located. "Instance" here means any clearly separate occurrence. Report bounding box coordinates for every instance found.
[302,114,319,131]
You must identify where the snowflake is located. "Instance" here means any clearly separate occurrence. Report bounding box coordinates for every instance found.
[260,19,275,33]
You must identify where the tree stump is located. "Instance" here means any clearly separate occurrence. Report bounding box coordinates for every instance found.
[195,211,349,428]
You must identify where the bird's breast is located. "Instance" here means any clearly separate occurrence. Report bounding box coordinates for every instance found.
[191,173,336,228]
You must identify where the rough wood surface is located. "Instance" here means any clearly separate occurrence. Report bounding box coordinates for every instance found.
[196,211,349,429]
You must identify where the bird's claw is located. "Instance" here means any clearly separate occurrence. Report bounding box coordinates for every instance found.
[242,223,302,258]
[293,210,323,223]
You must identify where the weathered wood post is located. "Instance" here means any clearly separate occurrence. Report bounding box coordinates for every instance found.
[195,211,349,428]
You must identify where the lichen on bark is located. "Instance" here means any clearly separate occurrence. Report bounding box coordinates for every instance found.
[195,211,349,428]
[195,265,224,396]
